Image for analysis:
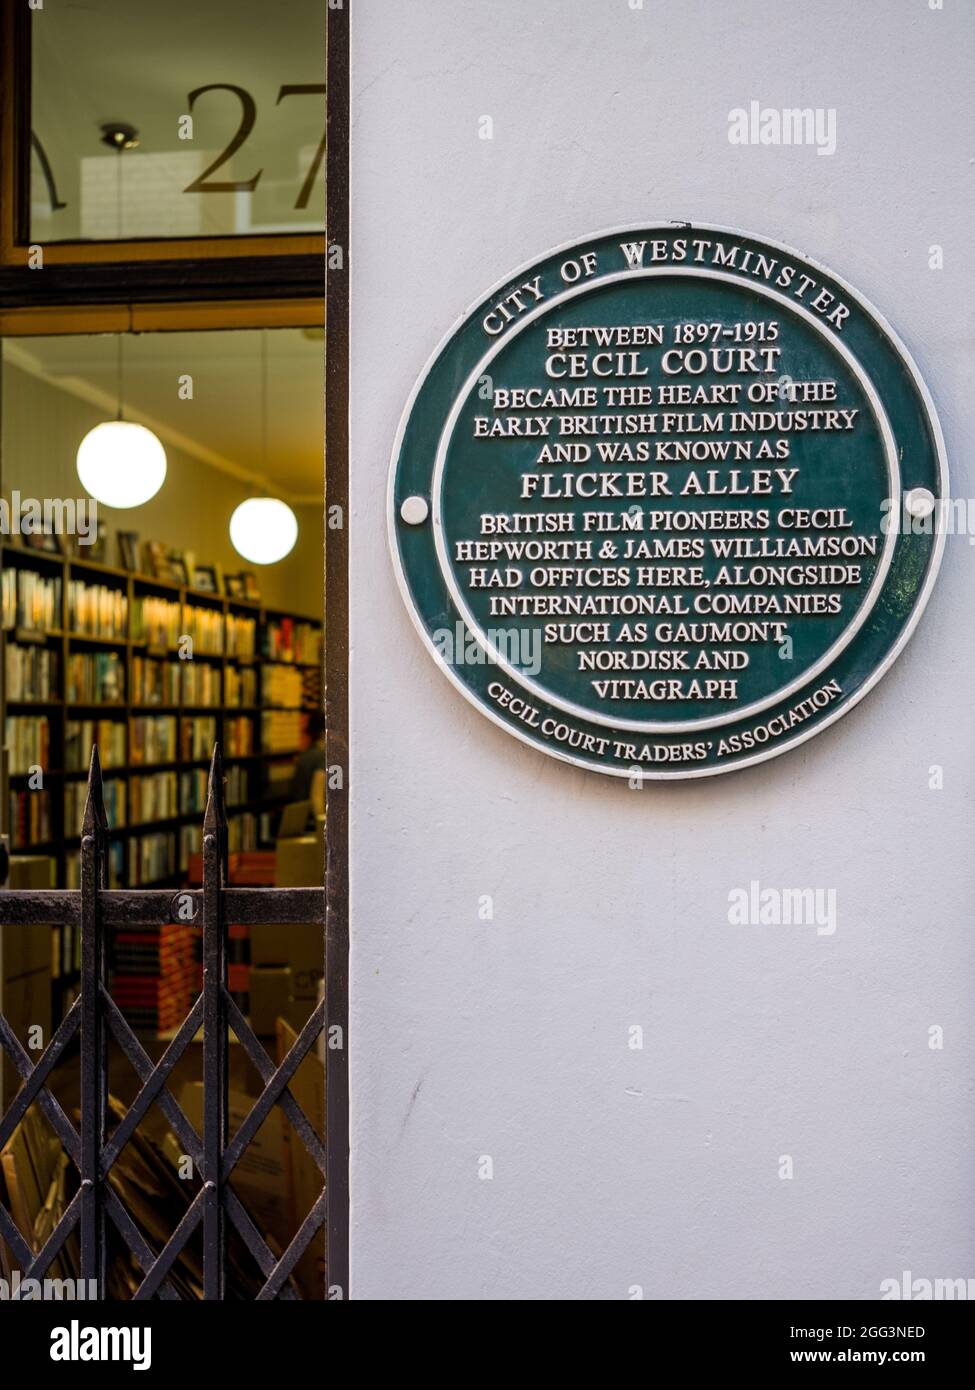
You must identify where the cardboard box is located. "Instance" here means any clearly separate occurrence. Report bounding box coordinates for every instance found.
[245,840,323,1027]
[178,1081,291,1251]
[250,966,294,1037]
[274,834,323,888]
[250,920,321,1029]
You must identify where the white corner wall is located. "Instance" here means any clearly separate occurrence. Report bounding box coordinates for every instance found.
[349,0,975,1299]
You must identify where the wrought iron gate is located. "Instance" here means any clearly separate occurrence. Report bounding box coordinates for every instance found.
[0,745,326,1299]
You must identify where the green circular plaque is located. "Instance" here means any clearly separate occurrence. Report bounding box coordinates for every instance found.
[389,224,947,778]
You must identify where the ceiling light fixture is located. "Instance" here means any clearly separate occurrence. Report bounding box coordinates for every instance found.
[76,334,167,509]
[229,332,299,564]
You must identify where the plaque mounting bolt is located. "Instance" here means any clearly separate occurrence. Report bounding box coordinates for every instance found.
[904,487,936,520]
[401,496,429,525]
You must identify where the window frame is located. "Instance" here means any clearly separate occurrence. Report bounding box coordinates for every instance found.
[0,1,327,271]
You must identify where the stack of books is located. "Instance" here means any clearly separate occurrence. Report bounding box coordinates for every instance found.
[110,923,196,1036]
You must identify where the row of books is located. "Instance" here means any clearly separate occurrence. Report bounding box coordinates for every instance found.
[129,771,179,824]
[129,715,178,765]
[65,777,125,834]
[4,714,50,773]
[227,613,257,657]
[132,655,180,705]
[65,718,127,770]
[127,600,258,658]
[226,666,258,706]
[182,716,217,762]
[66,841,124,888]
[68,580,128,638]
[180,763,249,813]
[263,617,321,665]
[181,662,223,706]
[224,715,255,757]
[261,709,304,752]
[66,650,125,704]
[5,643,59,700]
[1,568,62,632]
[262,664,304,708]
[7,788,52,848]
[185,606,225,656]
[125,657,261,707]
[128,830,178,886]
[131,595,181,649]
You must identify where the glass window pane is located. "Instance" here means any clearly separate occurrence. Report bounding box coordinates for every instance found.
[30,0,325,243]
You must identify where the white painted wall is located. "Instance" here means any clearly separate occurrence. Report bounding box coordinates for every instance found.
[349,0,975,1299]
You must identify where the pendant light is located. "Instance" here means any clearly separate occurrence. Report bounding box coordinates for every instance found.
[76,126,167,511]
[229,331,299,564]
[76,334,167,509]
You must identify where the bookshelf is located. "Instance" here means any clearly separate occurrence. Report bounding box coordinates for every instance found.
[2,542,323,902]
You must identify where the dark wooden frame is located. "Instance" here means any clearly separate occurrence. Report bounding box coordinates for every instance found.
[323,0,350,1300]
[0,0,325,299]
[0,0,350,1299]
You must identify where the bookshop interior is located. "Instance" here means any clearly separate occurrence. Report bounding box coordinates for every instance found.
[0,0,331,1297]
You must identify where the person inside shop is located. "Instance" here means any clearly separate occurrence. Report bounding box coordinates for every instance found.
[290,707,326,820]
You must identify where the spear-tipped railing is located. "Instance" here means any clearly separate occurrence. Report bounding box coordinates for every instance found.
[0,744,326,1299]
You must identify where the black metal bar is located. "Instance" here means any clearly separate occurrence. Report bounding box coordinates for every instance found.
[79,747,108,1298]
[0,738,328,1299]
[99,992,204,1178]
[103,1188,180,1301]
[224,995,326,1175]
[0,1009,81,1164]
[202,745,228,1300]
[256,1191,328,1301]
[132,1189,205,1301]
[0,885,324,927]
[25,1189,82,1282]
[223,1188,297,1298]
[0,997,80,1151]
[325,0,351,1298]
